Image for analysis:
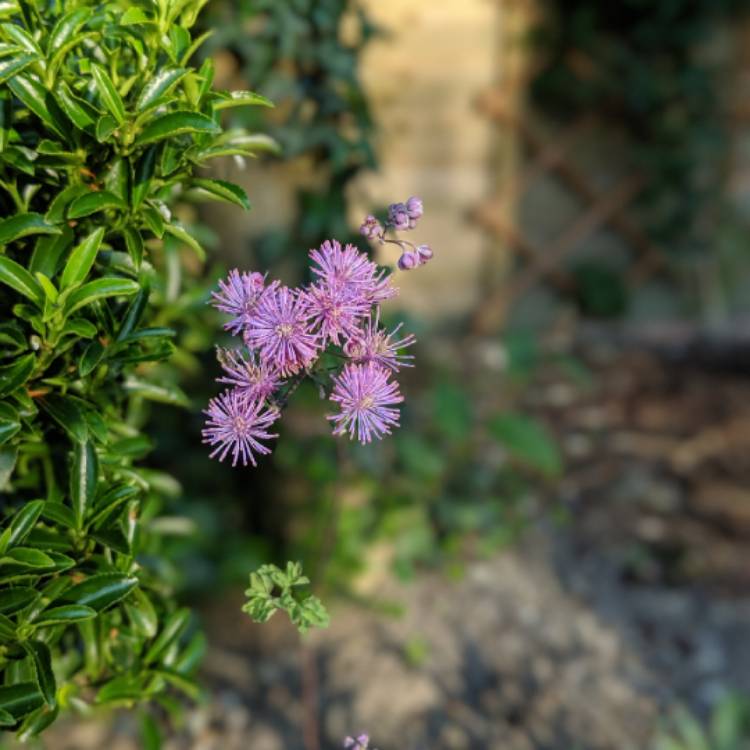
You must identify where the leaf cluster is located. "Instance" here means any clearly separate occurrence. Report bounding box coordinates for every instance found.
[0,0,271,737]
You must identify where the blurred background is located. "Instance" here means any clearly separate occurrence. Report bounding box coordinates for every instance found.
[40,0,750,748]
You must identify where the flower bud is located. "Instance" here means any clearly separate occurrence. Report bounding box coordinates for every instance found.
[397,251,419,271]
[388,202,410,231]
[405,196,423,220]
[359,214,382,240]
[416,244,433,264]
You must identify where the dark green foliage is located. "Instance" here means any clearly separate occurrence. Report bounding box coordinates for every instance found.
[203,0,378,266]
[0,0,271,736]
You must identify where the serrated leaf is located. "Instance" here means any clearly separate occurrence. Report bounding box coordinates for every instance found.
[137,66,187,111]
[68,191,128,219]
[90,63,125,124]
[134,110,219,146]
[22,641,55,707]
[0,213,60,245]
[60,573,138,611]
[60,227,105,289]
[64,277,139,316]
[0,352,35,398]
[191,178,250,210]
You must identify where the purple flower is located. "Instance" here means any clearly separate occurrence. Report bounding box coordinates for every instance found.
[388,202,410,231]
[359,215,383,241]
[309,239,396,305]
[202,390,279,467]
[416,244,433,264]
[343,734,371,750]
[210,270,265,336]
[302,282,371,346]
[216,348,282,402]
[397,251,418,271]
[344,311,415,371]
[406,196,423,220]
[244,284,320,376]
[328,363,403,444]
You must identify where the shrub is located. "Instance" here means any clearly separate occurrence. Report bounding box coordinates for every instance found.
[0,0,273,737]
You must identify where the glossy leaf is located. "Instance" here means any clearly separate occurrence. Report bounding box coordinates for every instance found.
[67,191,128,220]
[212,89,274,110]
[70,440,98,528]
[137,67,187,111]
[0,52,36,84]
[0,256,44,305]
[90,63,126,124]
[144,608,189,665]
[0,352,35,398]
[60,227,105,289]
[191,178,250,210]
[0,401,20,444]
[5,499,44,549]
[0,683,44,720]
[60,573,138,612]
[38,395,88,442]
[64,277,139,316]
[134,110,219,146]
[22,640,56,707]
[33,604,96,627]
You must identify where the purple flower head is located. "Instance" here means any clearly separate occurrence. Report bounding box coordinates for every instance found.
[202,390,279,467]
[398,251,419,271]
[328,363,403,444]
[210,270,265,336]
[343,734,371,750]
[309,239,396,305]
[405,196,423,220]
[416,244,433,264]
[344,311,415,372]
[244,283,320,376]
[216,348,282,402]
[302,281,371,346]
[359,214,383,241]
[388,202,410,231]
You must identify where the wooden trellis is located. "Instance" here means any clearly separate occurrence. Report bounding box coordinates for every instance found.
[471,87,666,334]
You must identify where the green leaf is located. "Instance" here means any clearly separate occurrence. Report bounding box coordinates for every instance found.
[0,212,60,246]
[136,67,187,111]
[131,146,157,208]
[0,88,10,151]
[95,114,118,142]
[89,484,139,529]
[0,352,35,398]
[29,226,73,278]
[0,587,35,614]
[90,63,125,124]
[0,683,44,720]
[22,641,55,707]
[95,675,144,705]
[134,110,219,146]
[78,339,105,377]
[144,608,189,665]
[40,501,76,529]
[8,75,67,139]
[55,81,98,133]
[5,499,44,549]
[60,227,105,289]
[46,7,88,54]
[38,394,88,442]
[64,277,139,316]
[163,222,205,260]
[0,547,55,568]
[0,400,20,444]
[191,178,250,210]
[120,7,151,25]
[0,52,36,85]
[68,191,128,219]
[0,256,44,305]
[33,604,96,627]
[124,588,158,639]
[122,227,144,269]
[70,440,97,529]
[45,184,89,223]
[0,447,16,490]
[61,573,138,612]
[123,376,189,407]
[489,413,562,478]
[212,90,274,110]
[0,612,15,639]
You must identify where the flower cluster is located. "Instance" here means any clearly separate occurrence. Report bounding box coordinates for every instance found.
[359,195,433,271]
[344,734,376,750]
[203,202,433,467]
